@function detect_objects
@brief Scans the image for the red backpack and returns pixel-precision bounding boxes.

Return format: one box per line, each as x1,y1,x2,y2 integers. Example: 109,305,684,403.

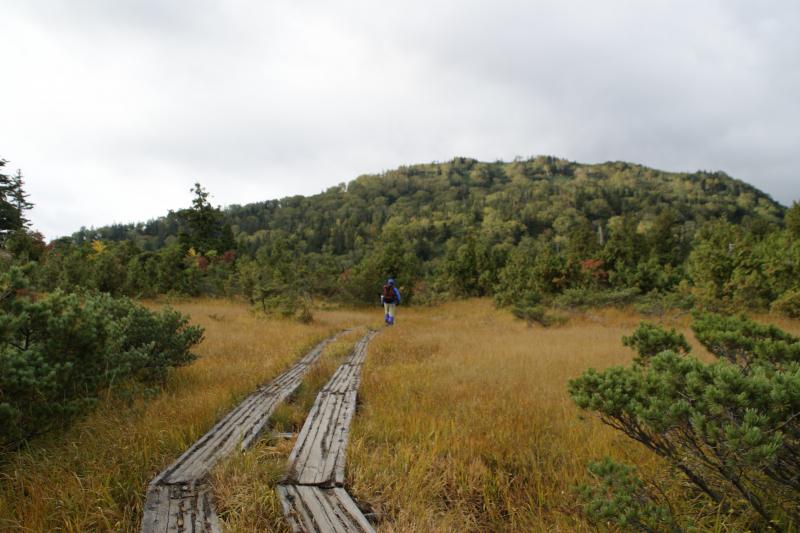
382,284,396,303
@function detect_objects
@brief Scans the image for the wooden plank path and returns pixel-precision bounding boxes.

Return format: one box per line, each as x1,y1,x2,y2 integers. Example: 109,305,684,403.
278,331,377,533
141,333,343,533
277,485,374,533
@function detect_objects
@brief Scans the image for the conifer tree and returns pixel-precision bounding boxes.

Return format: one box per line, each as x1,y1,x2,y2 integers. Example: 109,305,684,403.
0,158,24,243
0,159,12,226
10,169,33,229
786,200,800,239
175,183,235,254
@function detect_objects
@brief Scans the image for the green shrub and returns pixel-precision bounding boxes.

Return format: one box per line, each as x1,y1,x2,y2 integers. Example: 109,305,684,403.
0,266,203,449
510,304,563,327
577,458,679,532
570,315,800,531
772,289,800,319
553,287,640,310
622,322,690,364
494,237,575,306
500,291,558,327
634,289,694,316
692,312,800,367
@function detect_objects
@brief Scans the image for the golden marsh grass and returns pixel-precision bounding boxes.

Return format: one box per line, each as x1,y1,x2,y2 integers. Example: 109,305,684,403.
1,298,797,531
0,299,373,532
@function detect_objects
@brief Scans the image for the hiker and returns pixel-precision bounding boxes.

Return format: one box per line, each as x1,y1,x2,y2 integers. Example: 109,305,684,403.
381,278,401,325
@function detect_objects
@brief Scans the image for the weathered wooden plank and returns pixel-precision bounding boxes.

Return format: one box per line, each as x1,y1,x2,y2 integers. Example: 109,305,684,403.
277,485,376,533
301,485,340,532
279,330,377,532
286,393,326,479
165,387,284,482
278,485,315,533
164,485,185,532
320,391,357,486
239,395,283,450
141,482,221,533
141,333,343,533
332,488,375,533
164,338,337,483
158,391,268,483
200,489,222,532
287,362,366,486
332,390,358,486
298,391,343,485
311,393,346,485
294,392,339,484
141,484,171,533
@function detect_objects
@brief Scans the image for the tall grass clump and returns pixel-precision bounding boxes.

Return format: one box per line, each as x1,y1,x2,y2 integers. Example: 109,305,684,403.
347,300,659,531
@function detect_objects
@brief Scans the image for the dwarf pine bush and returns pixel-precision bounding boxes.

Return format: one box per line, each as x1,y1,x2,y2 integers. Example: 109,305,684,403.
569,315,800,531
621,322,690,363
578,458,680,533
0,266,203,449
772,289,800,319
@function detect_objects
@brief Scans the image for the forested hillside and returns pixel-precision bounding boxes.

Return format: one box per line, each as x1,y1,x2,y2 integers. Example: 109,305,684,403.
73,156,782,253
23,156,799,318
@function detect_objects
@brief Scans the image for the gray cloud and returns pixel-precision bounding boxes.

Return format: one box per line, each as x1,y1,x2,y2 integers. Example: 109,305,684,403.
1,0,798,238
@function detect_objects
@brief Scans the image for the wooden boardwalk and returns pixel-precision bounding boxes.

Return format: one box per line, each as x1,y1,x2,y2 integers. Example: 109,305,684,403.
279,331,377,533
141,333,342,533
277,485,374,533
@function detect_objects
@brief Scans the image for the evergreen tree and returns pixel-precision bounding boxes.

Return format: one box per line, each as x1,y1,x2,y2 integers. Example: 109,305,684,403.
175,183,235,254
10,169,33,229
786,200,800,239
565,217,599,261
0,158,21,242
648,208,686,266
686,219,741,308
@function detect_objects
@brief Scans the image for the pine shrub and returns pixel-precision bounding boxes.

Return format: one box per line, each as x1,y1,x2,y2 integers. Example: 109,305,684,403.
621,322,690,364
553,287,640,309
772,289,800,319
0,266,203,449
570,314,800,531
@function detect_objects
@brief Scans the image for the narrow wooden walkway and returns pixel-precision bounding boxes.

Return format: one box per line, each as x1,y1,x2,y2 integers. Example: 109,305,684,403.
141,333,342,533
278,331,377,533
277,485,374,533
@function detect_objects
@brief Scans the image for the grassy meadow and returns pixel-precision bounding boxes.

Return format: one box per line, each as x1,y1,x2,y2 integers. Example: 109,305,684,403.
0,300,375,532
1,298,798,531
348,301,661,532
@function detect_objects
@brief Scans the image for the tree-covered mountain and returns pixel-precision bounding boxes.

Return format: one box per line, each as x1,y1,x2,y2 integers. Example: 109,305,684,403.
72,156,784,256
25,155,798,318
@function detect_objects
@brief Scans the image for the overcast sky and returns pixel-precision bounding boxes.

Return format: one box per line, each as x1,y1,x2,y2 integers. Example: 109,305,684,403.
2,0,799,239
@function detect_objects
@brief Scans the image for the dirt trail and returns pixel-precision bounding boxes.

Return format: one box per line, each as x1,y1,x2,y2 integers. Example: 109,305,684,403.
140,333,343,533
278,331,377,533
